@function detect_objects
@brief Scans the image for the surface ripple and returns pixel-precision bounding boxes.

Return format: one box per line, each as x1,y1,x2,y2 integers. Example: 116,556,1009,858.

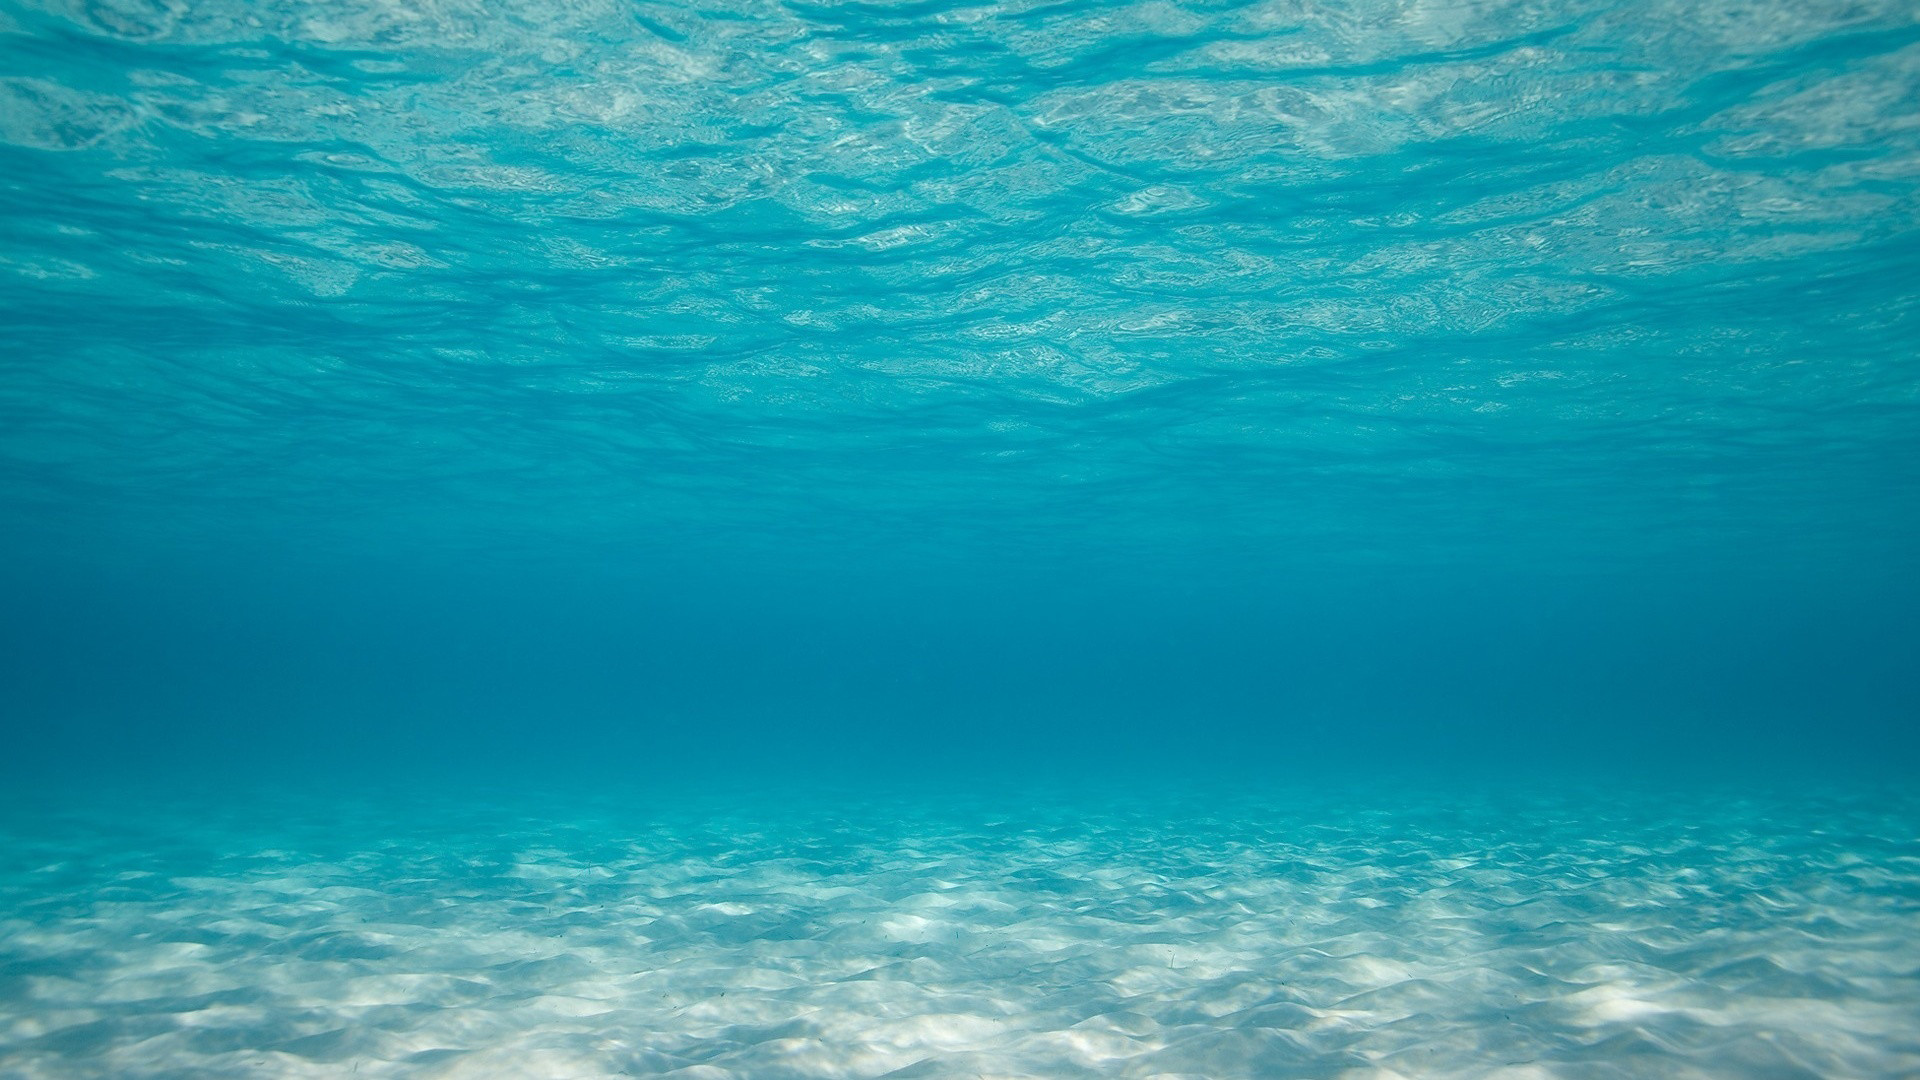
1,0,1917,569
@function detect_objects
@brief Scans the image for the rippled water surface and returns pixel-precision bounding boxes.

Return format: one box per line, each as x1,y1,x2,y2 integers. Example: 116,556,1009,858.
3,0,1916,570
3,0,1919,1075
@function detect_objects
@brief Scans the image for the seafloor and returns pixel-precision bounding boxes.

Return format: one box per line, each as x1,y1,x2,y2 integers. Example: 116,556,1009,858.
1,779,1915,1079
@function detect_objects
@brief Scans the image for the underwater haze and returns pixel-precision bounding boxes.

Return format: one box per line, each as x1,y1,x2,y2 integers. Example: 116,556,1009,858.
2,0,1919,1074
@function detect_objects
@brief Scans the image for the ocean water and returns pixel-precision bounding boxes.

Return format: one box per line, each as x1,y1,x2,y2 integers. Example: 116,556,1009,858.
5,780,1920,1079
3,0,1919,1074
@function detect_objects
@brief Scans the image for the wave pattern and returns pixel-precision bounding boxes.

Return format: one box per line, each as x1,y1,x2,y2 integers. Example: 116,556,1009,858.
2,785,1917,1078
1,0,1918,568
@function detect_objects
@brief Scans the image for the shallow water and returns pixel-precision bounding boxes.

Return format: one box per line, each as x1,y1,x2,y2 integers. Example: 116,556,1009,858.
4,0,1918,578
4,781,1918,1079
3,0,1919,1073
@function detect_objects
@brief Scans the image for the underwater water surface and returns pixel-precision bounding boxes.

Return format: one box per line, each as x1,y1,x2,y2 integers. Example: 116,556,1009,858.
2,0,1919,1073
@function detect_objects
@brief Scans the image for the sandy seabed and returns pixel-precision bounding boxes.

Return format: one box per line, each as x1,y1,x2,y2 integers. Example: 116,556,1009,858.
1,780,1916,1079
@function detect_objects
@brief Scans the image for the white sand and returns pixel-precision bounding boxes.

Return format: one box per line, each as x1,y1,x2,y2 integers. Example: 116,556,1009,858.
1,783,1915,1078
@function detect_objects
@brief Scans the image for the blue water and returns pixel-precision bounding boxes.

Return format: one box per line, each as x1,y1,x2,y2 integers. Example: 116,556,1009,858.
2,0,1918,1074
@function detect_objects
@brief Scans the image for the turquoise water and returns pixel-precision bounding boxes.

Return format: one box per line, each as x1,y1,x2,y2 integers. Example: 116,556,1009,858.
3,0,1919,1073
4,780,1920,1077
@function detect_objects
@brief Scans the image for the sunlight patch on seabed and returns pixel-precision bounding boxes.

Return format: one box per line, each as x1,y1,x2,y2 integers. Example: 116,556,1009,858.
0,784,1916,1079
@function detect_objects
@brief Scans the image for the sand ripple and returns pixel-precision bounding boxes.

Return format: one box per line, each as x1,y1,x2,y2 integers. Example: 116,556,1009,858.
1,783,1916,1078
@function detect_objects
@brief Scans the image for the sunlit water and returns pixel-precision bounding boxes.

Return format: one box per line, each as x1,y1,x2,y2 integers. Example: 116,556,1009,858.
3,0,1919,1074
4,782,1918,1079
4,0,1917,573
